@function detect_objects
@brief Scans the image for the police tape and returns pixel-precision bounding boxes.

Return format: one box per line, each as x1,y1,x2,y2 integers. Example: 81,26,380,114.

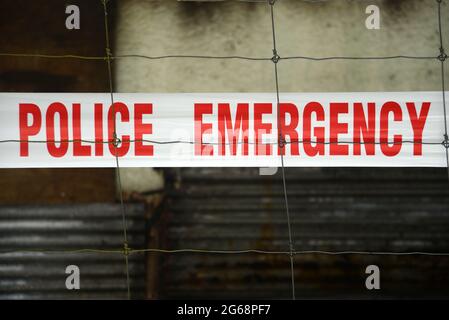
0,92,446,168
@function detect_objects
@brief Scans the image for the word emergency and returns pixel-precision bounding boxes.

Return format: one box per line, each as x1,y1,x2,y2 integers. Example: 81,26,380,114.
194,101,430,157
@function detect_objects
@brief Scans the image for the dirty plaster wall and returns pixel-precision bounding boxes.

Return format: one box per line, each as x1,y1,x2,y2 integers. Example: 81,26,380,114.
115,0,448,192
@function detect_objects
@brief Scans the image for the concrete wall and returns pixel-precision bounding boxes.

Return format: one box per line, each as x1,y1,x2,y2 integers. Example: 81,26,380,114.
114,0,448,191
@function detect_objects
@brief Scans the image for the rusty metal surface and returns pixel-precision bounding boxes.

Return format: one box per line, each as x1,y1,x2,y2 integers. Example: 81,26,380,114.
0,203,146,299
161,167,449,299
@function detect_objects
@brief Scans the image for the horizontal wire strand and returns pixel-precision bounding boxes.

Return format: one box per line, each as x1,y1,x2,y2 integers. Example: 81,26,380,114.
0,52,440,61
0,139,443,146
2,247,449,256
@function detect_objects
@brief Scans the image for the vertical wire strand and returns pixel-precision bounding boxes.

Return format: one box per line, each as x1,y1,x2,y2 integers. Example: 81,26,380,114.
441,62,449,181
437,0,449,181
268,0,296,300
101,0,131,300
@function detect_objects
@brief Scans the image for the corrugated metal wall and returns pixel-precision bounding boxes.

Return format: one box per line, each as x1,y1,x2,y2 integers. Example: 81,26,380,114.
161,167,449,299
2,171,449,299
0,203,146,299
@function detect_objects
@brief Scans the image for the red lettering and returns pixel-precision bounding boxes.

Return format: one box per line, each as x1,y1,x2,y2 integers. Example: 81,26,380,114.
218,103,249,156
108,102,130,157
330,102,349,156
303,102,325,157
254,103,272,156
72,103,91,156
19,103,42,157
134,103,154,156
278,103,299,156
407,102,430,156
94,103,104,156
380,101,402,157
194,103,213,156
353,102,376,156
46,102,69,158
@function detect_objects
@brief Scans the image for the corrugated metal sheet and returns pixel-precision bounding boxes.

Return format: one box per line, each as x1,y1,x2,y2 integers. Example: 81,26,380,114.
161,168,449,299
0,203,146,299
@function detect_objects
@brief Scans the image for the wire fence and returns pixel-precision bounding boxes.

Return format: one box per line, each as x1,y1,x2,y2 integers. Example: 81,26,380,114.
0,0,448,300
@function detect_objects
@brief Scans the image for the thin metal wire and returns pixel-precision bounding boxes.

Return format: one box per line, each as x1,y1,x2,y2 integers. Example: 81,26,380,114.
2,247,449,257
115,54,270,61
135,249,449,256
0,139,444,146
0,52,441,61
437,0,449,181
0,53,107,60
101,0,131,300
268,0,296,300
282,55,437,61
0,248,124,254
0,52,270,61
